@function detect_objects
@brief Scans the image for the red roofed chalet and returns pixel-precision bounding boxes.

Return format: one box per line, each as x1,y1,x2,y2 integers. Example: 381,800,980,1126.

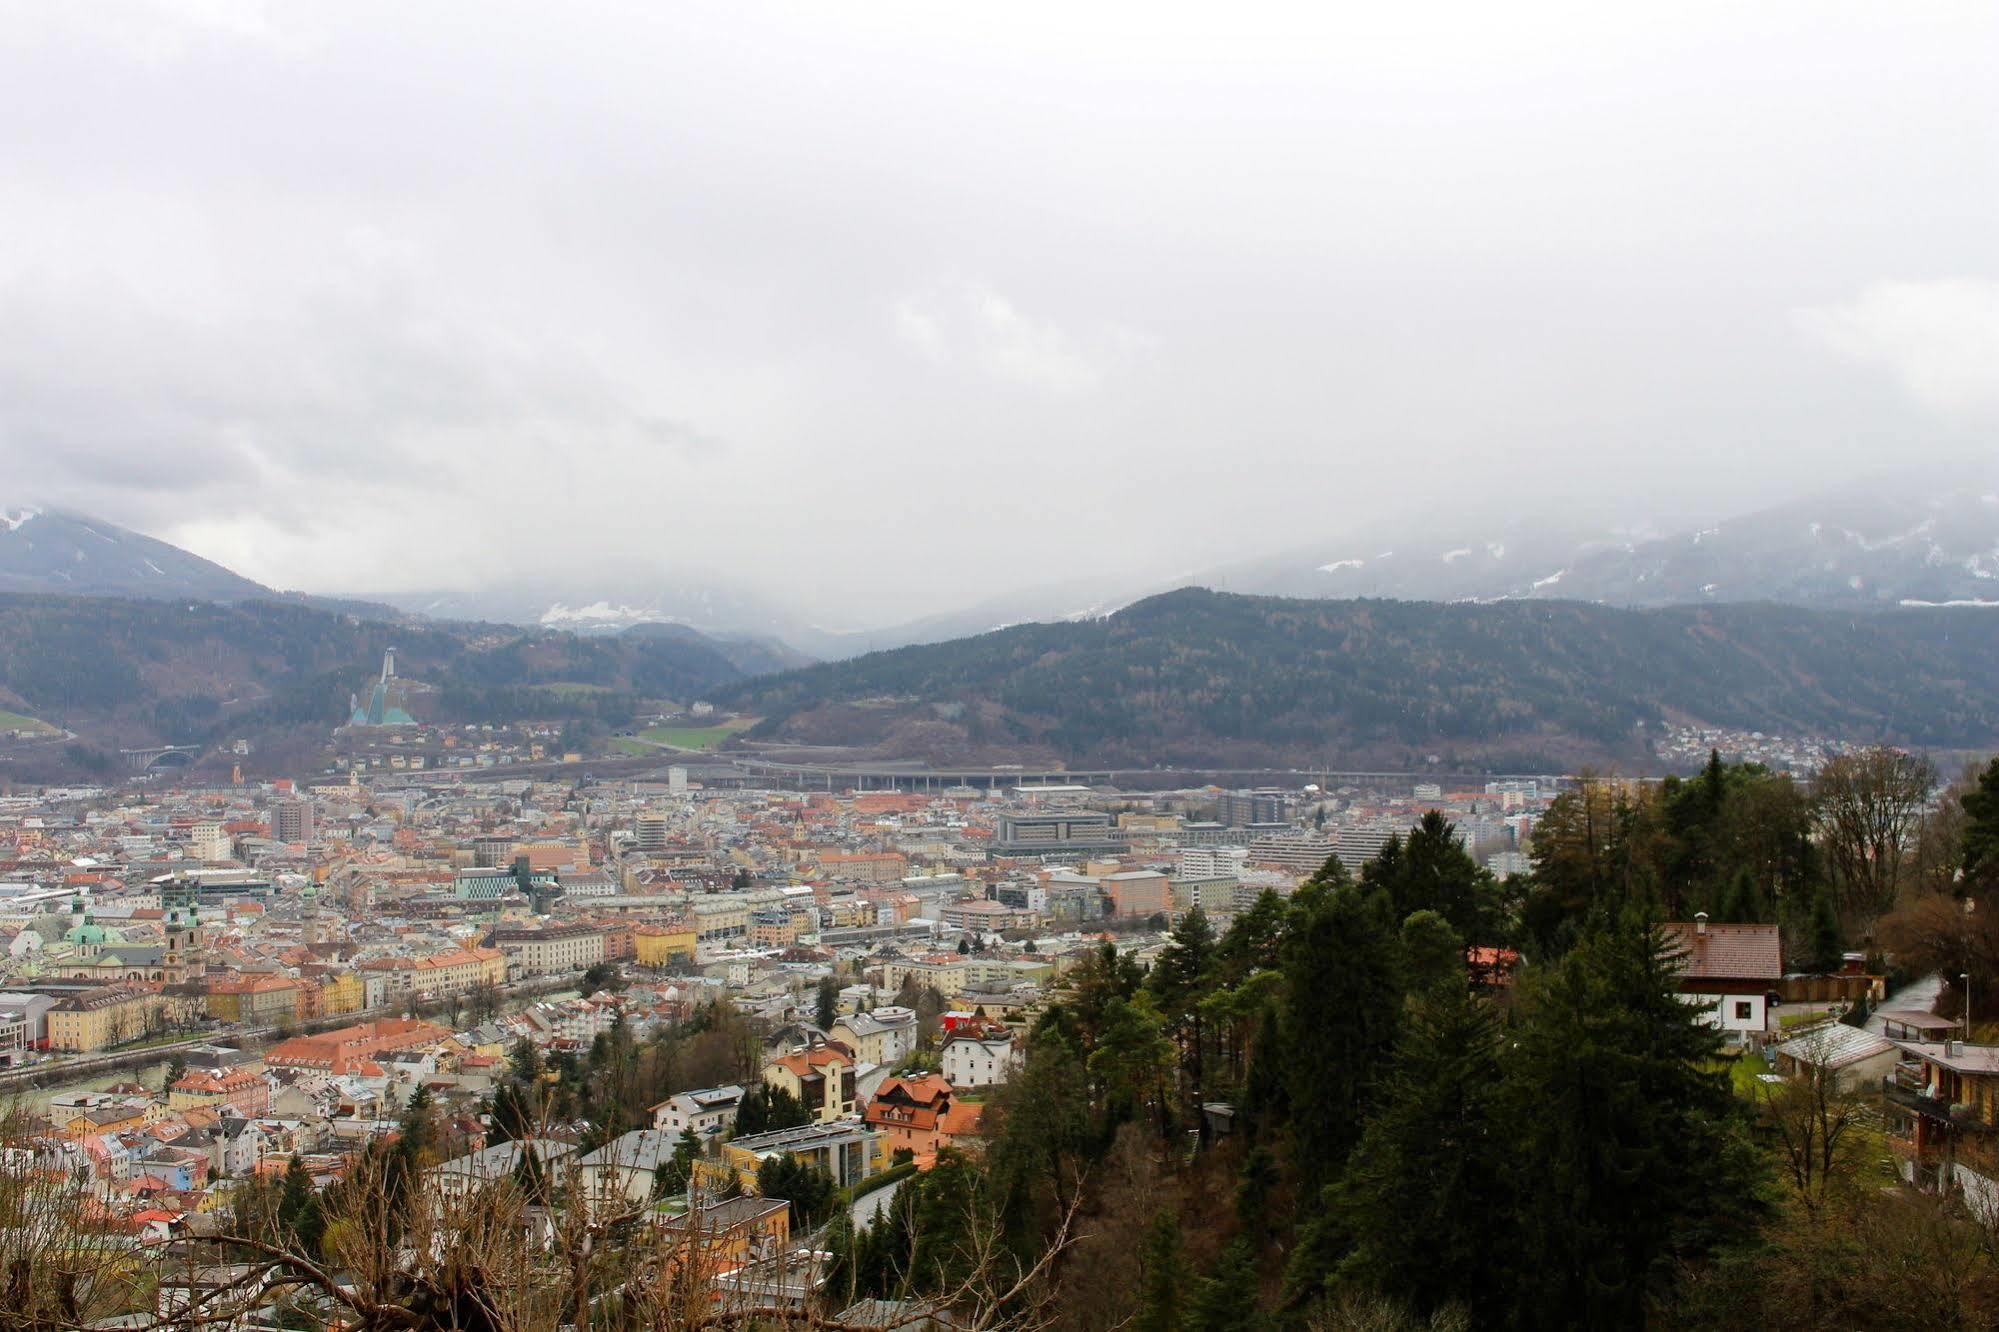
1662,914,1782,1041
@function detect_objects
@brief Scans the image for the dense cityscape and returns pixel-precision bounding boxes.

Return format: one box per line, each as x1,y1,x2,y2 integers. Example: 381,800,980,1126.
0,698,1570,1322
5,3,1997,1327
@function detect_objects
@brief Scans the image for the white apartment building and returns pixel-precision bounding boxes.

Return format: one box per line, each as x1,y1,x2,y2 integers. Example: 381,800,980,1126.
943,1031,1021,1088
650,1084,744,1138
1177,846,1249,879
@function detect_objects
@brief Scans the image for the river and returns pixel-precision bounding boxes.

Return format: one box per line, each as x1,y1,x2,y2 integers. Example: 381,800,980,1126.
8,983,584,1115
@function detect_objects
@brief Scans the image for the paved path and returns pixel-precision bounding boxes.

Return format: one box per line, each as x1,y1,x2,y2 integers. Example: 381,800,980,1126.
1869,972,1944,1033
850,1177,905,1227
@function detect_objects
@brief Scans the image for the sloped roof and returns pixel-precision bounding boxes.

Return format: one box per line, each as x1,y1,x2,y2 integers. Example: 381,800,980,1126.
1773,1023,1892,1069
1661,922,1782,982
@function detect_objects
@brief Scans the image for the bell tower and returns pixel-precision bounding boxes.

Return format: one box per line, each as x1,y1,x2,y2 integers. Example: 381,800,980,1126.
161,877,207,983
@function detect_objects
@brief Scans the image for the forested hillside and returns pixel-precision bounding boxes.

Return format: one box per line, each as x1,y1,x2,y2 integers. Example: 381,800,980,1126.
0,593,749,749
719,587,1999,769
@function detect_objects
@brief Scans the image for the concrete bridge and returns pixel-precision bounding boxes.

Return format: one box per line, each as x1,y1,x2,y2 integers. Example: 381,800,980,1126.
119,744,203,772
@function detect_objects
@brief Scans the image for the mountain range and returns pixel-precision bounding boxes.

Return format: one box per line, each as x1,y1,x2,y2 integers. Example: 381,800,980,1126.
0,592,755,775
715,587,1999,772
10,472,1999,661
1207,471,1999,610
372,471,1999,650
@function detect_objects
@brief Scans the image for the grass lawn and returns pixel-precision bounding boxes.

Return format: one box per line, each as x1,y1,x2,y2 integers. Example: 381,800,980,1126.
1706,1051,1771,1100
636,718,757,751
609,737,652,756
1728,1054,1769,1098
0,709,56,735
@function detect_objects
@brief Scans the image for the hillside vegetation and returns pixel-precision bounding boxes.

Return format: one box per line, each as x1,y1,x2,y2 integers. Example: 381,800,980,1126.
718,587,1999,769
0,594,749,750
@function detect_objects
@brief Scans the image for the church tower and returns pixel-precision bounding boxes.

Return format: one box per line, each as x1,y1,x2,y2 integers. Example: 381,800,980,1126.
161,877,207,983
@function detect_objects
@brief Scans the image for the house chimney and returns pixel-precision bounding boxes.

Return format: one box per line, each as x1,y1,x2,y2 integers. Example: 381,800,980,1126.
1694,911,1709,937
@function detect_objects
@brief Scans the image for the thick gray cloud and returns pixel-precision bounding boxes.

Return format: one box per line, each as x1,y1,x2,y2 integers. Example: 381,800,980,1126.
1,1,1993,626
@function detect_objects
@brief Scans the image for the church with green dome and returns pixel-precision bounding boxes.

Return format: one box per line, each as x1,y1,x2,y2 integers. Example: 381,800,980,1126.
54,883,206,985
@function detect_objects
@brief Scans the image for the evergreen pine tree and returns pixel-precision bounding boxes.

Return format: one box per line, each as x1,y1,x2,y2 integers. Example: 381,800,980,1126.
1280,875,1405,1198
1186,1240,1258,1332
1149,907,1220,1128
1238,1002,1289,1142
815,975,840,1031
276,1154,324,1254
657,1128,702,1197
1132,1210,1186,1332
1090,992,1177,1140
513,1143,555,1206
1317,981,1508,1316
1362,810,1502,942
1399,909,1464,992
1215,889,1288,984
1503,917,1763,1328
734,1084,769,1137
1233,1143,1278,1244
1962,756,1999,898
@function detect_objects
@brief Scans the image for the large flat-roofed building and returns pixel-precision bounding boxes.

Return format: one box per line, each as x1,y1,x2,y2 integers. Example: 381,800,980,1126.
1104,870,1172,918
991,810,1121,860
487,922,605,977
1215,791,1289,827
1247,832,1340,874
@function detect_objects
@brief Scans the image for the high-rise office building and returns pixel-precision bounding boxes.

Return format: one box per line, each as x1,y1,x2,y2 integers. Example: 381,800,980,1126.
634,812,671,851
271,799,314,846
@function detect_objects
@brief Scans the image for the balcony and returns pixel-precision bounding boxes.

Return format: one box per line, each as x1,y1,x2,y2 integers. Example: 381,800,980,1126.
1881,1077,1998,1132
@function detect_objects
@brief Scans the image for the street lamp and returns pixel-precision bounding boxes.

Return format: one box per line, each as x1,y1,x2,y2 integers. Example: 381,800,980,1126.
1964,973,1973,1043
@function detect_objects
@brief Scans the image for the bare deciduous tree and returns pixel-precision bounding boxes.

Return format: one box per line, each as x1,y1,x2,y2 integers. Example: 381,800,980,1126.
1757,1027,1873,1212
1812,747,1938,925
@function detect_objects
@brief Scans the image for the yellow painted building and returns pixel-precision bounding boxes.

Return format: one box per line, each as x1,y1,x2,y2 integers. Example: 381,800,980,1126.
633,924,697,968
47,985,162,1052
320,973,365,1016
203,976,299,1027
62,1103,149,1137
358,946,505,999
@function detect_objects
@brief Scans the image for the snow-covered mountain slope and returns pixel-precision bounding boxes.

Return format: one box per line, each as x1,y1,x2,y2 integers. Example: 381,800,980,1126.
0,506,273,602
1211,472,1999,610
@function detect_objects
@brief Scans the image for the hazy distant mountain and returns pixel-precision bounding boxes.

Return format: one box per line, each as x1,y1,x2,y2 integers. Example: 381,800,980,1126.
383,579,831,653
0,592,754,770
0,505,272,602
0,505,412,620
617,621,813,677
385,571,1181,662
1210,473,1999,610
718,587,1999,771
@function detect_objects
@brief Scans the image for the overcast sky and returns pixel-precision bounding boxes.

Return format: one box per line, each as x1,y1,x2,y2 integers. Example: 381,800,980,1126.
2,1,1994,628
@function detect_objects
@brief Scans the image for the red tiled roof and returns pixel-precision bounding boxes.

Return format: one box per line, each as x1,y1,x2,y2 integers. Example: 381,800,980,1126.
1661,922,1782,982
939,1102,985,1138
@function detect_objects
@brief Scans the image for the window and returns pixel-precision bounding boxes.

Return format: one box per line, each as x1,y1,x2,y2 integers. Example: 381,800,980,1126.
1733,1001,1753,1022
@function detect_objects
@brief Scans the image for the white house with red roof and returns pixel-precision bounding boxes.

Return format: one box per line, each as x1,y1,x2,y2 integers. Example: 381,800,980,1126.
1662,914,1783,1041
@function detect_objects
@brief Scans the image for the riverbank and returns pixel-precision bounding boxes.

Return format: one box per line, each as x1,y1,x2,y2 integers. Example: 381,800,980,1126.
0,971,587,1112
